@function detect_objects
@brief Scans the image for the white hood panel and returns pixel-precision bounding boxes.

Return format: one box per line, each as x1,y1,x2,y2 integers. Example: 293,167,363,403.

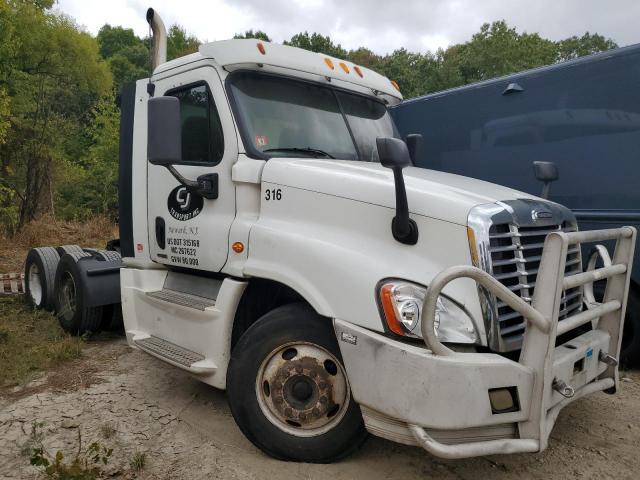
262,158,539,225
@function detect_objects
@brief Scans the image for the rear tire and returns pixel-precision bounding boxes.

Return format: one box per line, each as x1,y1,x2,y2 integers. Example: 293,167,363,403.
95,249,121,262
56,245,85,256
24,247,60,311
54,252,102,335
227,303,367,463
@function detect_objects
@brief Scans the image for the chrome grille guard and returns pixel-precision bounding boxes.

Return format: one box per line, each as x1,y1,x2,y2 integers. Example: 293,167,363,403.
411,226,636,459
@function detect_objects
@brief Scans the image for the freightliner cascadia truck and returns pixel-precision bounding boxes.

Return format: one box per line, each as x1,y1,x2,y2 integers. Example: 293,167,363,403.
22,8,636,463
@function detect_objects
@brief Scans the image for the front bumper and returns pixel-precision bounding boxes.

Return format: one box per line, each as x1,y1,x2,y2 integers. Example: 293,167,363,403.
335,226,635,459
336,320,611,458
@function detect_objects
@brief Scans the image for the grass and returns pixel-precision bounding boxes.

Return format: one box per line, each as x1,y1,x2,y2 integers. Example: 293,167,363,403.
129,451,147,472
100,422,117,440
0,296,84,388
0,214,118,273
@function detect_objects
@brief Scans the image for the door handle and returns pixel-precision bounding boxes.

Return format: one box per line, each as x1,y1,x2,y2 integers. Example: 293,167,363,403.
196,173,219,200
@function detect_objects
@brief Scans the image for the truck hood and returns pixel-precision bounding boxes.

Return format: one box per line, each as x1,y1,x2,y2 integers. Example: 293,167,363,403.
261,158,539,225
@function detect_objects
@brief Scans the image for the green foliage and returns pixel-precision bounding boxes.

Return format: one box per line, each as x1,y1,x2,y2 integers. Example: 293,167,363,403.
286,32,348,59
450,21,558,84
56,95,120,221
167,24,200,60
233,30,272,42
129,451,147,471
97,25,148,92
0,296,83,387
278,20,617,98
556,32,618,62
0,0,112,233
29,424,113,480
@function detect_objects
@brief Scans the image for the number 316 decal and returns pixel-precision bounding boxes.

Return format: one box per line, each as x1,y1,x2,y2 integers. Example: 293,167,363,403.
264,188,282,201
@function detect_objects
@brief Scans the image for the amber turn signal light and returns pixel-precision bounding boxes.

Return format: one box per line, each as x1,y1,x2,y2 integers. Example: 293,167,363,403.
232,242,244,253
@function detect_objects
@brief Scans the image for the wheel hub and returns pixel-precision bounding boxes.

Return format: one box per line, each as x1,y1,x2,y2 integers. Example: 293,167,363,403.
28,263,42,305
256,342,349,437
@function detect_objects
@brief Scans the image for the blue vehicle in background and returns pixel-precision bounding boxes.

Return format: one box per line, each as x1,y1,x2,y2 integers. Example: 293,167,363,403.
391,44,640,365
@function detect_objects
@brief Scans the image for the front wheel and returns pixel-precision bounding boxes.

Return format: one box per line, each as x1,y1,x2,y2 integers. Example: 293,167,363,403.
226,303,367,463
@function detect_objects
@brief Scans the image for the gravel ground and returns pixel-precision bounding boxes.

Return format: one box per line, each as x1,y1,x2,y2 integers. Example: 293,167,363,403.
1,337,639,479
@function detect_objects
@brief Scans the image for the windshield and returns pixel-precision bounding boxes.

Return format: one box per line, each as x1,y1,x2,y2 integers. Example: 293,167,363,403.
228,72,399,161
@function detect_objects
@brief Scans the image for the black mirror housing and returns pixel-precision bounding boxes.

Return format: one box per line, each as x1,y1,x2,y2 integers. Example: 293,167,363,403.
148,96,182,166
376,137,412,169
533,161,559,199
405,134,423,166
376,137,418,245
533,161,559,182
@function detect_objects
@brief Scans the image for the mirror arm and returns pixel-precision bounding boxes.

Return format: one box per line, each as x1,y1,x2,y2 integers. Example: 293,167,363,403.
167,165,199,190
391,167,419,245
165,165,219,200
541,181,551,200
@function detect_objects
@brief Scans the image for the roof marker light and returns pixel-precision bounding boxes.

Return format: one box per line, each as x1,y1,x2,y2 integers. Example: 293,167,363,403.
354,66,363,77
324,58,335,70
257,42,266,55
339,62,349,74
391,80,401,92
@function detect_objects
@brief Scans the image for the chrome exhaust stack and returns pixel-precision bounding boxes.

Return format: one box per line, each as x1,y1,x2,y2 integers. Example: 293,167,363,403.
146,7,167,69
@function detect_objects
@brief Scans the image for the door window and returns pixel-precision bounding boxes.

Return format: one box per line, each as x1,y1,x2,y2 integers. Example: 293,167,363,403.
168,83,224,165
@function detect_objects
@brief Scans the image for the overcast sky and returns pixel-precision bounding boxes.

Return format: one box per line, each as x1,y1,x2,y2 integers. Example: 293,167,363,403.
55,0,639,55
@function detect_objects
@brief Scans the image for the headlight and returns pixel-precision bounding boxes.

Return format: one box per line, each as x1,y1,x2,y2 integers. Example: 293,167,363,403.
378,280,478,344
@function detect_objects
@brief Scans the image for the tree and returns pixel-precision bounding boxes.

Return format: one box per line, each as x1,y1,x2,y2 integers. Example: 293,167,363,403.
234,30,272,42
167,25,200,60
57,95,120,219
452,21,557,84
0,0,112,232
286,32,347,59
556,32,617,62
97,25,149,92
373,49,439,99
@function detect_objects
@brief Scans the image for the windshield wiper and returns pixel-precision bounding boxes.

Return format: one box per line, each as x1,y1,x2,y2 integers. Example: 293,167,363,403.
263,147,335,159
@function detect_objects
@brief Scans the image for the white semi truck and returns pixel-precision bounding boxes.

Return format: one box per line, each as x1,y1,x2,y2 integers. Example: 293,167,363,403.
23,8,636,463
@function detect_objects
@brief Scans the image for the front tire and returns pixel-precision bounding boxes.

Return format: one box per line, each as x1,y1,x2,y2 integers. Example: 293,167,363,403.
227,303,367,463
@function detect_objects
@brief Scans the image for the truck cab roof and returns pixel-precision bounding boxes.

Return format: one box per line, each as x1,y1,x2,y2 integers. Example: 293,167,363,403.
152,39,403,105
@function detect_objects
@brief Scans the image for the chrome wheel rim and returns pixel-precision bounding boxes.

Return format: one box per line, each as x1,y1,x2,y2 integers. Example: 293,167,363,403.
28,263,43,305
256,341,350,437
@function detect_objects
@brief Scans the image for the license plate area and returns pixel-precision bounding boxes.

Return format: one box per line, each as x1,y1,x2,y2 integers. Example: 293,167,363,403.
549,329,610,406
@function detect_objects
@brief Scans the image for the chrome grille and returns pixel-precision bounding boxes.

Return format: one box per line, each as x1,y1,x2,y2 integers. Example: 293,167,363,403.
487,222,583,348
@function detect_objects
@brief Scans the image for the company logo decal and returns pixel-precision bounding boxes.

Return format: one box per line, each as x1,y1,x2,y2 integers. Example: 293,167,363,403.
167,186,203,221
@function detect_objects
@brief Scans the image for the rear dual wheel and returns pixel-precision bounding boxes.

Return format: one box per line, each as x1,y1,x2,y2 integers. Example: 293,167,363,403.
24,247,60,311
54,252,102,335
227,303,367,463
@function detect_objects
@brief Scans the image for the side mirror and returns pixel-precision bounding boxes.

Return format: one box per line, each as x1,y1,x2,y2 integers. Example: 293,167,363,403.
376,137,419,245
405,134,423,166
148,96,182,166
147,96,219,200
533,161,559,200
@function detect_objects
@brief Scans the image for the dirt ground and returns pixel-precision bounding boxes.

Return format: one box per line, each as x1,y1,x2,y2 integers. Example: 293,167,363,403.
1,337,639,480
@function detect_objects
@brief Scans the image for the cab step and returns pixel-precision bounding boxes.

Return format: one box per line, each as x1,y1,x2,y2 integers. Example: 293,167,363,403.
132,333,216,374
146,289,216,311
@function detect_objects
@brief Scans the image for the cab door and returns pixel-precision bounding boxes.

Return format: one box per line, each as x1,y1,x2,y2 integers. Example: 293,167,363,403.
147,66,237,271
